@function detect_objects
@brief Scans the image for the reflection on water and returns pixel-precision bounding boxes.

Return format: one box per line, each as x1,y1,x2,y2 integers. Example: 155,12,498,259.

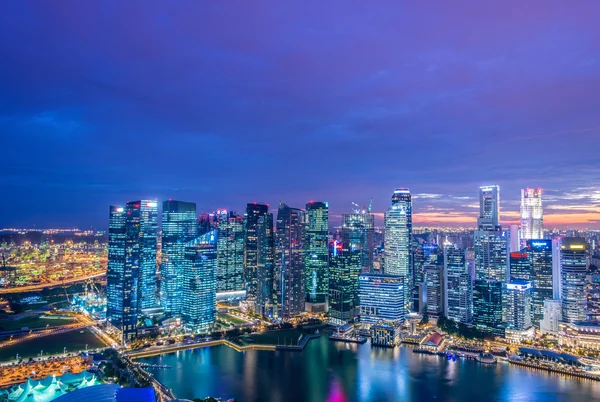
140,335,600,402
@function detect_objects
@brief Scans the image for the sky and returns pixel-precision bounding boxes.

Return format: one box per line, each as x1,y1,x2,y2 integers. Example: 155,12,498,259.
1,1,600,229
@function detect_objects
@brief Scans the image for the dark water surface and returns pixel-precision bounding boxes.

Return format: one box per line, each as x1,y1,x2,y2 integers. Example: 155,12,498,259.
140,335,600,402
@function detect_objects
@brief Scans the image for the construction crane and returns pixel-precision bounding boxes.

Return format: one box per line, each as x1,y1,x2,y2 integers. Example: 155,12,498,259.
351,199,374,214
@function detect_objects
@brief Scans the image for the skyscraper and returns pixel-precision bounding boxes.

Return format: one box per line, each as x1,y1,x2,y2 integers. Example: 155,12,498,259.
503,280,534,343
472,279,504,335
424,264,443,318
107,200,158,342
182,229,217,333
275,203,306,319
342,206,374,274
244,203,271,307
216,210,245,293
160,200,197,316
329,240,361,324
561,238,588,323
474,229,508,282
305,201,329,313
384,189,412,312
509,251,531,281
477,185,500,230
520,188,543,241
527,239,553,327
444,246,472,323
358,274,404,325
255,210,276,318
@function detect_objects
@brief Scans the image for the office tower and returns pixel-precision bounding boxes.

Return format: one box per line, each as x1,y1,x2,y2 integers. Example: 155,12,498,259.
107,206,126,333
329,240,361,324
444,246,472,323
182,229,217,333
358,274,404,325
541,299,562,335
216,210,245,292
509,251,531,281
424,264,443,318
552,235,563,299
244,203,271,306
561,238,588,323
305,201,329,312
342,208,375,273
509,224,520,253
504,280,533,330
198,212,219,235
384,189,412,312
275,203,306,318
520,188,543,242
107,200,158,342
472,279,504,335
256,212,276,318
160,200,197,316
474,229,508,282
477,185,500,230
527,239,553,327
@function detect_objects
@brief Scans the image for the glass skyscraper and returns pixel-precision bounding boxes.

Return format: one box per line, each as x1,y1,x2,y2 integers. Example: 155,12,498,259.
424,264,443,318
275,203,306,318
383,189,412,312
305,201,329,312
244,203,271,307
561,238,587,323
520,188,543,241
503,280,533,331
474,229,508,282
477,185,500,230
509,251,531,281
107,206,126,335
342,210,374,274
160,200,197,316
182,229,217,333
329,240,360,324
444,246,472,323
527,239,553,327
253,208,276,318
358,274,404,325
473,279,504,335
216,210,245,292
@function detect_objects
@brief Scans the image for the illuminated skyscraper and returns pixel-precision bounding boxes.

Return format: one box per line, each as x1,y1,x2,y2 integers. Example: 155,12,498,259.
424,264,443,318
520,188,543,241
444,246,472,323
473,279,504,336
107,206,126,335
384,189,412,312
244,203,271,306
561,238,588,323
358,274,404,325
526,239,553,327
182,229,217,333
160,200,197,316
474,229,508,282
329,240,361,324
342,206,374,273
275,203,306,318
216,210,245,292
509,251,531,281
305,201,329,312
477,185,500,230
504,280,533,337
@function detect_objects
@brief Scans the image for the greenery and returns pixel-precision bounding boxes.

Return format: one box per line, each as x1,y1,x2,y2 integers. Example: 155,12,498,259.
217,313,249,325
0,315,75,331
437,315,493,340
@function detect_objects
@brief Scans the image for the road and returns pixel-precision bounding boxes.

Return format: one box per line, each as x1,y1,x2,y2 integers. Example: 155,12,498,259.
0,272,106,294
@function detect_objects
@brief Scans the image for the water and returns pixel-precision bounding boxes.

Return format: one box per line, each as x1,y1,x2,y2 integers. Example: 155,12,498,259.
140,335,600,402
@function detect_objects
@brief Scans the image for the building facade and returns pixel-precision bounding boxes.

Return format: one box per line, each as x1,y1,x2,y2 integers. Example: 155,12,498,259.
477,185,500,230
527,239,553,327
329,240,361,324
561,238,588,323
342,211,375,274
216,210,245,292
474,229,508,282
244,203,271,307
305,201,329,312
444,246,472,323
520,188,543,242
472,279,504,335
424,264,443,318
358,274,404,325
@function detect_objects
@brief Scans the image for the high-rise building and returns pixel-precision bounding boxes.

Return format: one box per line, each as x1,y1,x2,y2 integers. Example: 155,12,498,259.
329,240,361,324
384,189,412,312
305,201,329,312
472,279,504,335
358,274,404,325
275,203,306,318
477,185,500,230
444,246,472,323
216,210,245,292
244,203,271,306
107,200,158,342
509,224,521,253
504,280,533,331
541,299,562,335
160,200,197,316
552,235,563,299
561,238,588,323
182,229,217,333
342,209,375,273
527,239,553,327
520,188,543,242
509,251,531,281
474,229,508,282
424,264,443,318
256,211,276,318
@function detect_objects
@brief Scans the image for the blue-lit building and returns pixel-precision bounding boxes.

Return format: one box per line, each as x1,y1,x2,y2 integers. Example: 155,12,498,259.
358,273,404,325
342,208,375,274
444,246,472,323
305,201,329,313
182,229,217,333
504,280,533,330
107,206,126,333
160,200,197,316
561,238,588,323
509,251,531,281
244,203,273,313
329,240,361,324
526,239,553,327
216,210,245,292
474,229,508,282
473,279,504,336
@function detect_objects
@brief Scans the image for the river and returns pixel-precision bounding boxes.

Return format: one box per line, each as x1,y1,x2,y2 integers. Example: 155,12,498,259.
139,335,600,402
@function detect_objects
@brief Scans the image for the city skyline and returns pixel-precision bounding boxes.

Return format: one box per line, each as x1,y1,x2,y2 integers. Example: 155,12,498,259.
1,2,600,229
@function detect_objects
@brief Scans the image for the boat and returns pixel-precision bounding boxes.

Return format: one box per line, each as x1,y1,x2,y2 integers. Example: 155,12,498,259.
476,352,497,364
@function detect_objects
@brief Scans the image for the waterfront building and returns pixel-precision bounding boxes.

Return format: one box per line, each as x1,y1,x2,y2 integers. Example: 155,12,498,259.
424,264,443,318
384,188,412,312
559,321,600,351
305,201,329,312
358,273,404,325
160,200,197,316
342,208,375,273
509,251,531,281
527,239,553,327
275,203,306,318
371,323,401,347
255,212,276,318
503,280,533,334
520,188,543,242
561,238,588,323
474,229,508,282
107,200,159,342
541,299,563,336
182,229,217,333
472,279,504,336
216,210,245,292
420,332,445,352
329,240,361,324
477,185,500,230
444,246,472,323
244,203,273,312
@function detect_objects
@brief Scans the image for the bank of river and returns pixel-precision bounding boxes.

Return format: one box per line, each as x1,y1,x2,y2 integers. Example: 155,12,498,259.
139,334,600,402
